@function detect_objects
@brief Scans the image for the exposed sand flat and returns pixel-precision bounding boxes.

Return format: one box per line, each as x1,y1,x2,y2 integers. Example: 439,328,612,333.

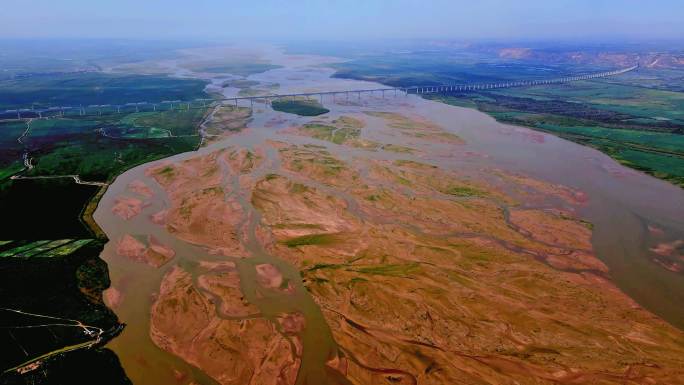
150,266,300,385
127,180,154,198
111,196,145,220
135,127,684,384
255,263,283,289
248,145,684,385
149,209,167,225
115,234,175,268
147,154,247,255
197,264,260,317
103,287,123,309
115,234,147,259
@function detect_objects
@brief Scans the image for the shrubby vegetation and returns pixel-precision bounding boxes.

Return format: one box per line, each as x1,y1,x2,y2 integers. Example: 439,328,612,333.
272,99,329,116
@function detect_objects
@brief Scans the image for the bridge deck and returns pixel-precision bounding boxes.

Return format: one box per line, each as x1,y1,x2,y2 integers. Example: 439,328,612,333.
1,65,638,119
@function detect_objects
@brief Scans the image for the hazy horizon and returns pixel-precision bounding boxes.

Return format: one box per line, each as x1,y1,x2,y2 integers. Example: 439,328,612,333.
2,0,683,42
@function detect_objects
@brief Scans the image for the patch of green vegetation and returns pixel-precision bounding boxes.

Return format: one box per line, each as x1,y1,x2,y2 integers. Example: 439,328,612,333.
303,143,326,149
352,263,420,277
158,166,175,176
272,99,330,116
299,123,361,145
396,175,412,186
290,151,349,178
290,183,310,194
0,161,23,181
116,108,206,138
179,199,195,219
196,63,281,77
26,133,199,182
332,116,365,129
394,159,437,169
224,79,260,88
306,263,346,271
381,144,414,154
201,186,223,195
347,277,369,286
366,194,381,201
272,223,324,230
331,128,360,144
299,123,334,139
443,185,485,197
281,233,339,248
447,271,475,288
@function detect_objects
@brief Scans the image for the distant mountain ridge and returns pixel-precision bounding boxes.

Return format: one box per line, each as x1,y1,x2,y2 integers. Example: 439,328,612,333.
495,47,684,69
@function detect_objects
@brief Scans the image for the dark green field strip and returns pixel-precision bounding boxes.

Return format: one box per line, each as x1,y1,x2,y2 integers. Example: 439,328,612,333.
20,239,77,258
0,241,53,258
45,239,93,257
0,241,32,255
0,239,93,258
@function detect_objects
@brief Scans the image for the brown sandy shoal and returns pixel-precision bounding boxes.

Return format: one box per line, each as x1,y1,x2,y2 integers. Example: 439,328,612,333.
115,234,174,268
249,145,684,384
150,265,300,385
127,179,154,198
145,141,684,385
111,196,145,220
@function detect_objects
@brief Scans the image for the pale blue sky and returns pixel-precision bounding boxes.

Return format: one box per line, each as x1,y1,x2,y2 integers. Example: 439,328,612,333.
1,0,682,41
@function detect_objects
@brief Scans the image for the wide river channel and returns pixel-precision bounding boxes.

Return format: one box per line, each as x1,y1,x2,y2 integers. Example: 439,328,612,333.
93,46,684,385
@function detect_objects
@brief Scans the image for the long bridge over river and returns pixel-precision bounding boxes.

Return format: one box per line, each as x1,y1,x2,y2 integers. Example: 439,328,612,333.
0,65,637,120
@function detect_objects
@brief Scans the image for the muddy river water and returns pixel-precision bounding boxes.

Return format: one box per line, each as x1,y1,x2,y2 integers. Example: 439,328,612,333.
93,46,684,385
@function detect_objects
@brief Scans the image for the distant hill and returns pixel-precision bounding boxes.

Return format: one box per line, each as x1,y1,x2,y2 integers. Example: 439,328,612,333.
494,47,684,69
